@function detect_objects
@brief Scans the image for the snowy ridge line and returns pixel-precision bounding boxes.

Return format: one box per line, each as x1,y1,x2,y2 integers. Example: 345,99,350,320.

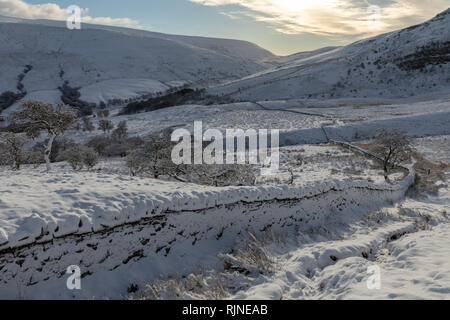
0,170,415,253
0,171,415,294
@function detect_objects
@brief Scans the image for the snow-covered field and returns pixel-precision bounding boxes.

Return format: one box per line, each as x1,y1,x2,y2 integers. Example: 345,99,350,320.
228,188,450,300
0,160,415,299
0,8,449,301
1,96,449,299
0,153,413,250
1,132,448,299
59,96,450,147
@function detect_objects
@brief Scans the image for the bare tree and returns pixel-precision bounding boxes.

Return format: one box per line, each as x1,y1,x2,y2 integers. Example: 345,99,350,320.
98,119,114,134
126,149,148,176
97,109,109,118
10,100,77,171
127,129,176,178
126,129,256,186
112,120,128,141
177,163,256,186
0,133,27,170
371,129,412,181
64,145,99,171
81,116,95,132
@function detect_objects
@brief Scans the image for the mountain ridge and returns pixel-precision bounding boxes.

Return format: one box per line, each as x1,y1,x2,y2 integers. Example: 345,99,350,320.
207,8,450,101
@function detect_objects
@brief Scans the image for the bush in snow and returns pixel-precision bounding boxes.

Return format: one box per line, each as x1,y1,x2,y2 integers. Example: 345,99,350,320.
0,133,27,170
97,110,110,118
125,149,148,177
83,147,100,169
126,129,256,186
64,145,99,170
65,147,84,170
9,100,78,171
81,117,95,132
125,129,175,178
86,136,109,155
87,135,144,157
141,273,228,300
54,138,79,162
177,163,256,187
0,142,8,166
112,120,128,141
98,119,114,134
220,232,275,276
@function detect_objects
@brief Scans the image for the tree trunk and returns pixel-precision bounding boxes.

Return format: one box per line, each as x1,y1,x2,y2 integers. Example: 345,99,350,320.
383,162,391,183
13,148,20,171
44,133,56,172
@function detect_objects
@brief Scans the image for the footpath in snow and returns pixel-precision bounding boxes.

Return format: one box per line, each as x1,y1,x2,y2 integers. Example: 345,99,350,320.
230,189,450,300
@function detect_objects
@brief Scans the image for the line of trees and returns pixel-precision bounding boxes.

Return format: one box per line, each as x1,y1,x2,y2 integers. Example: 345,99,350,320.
0,99,414,187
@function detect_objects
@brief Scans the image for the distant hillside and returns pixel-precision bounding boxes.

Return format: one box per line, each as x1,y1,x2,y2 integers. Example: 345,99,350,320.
0,15,275,106
208,9,450,101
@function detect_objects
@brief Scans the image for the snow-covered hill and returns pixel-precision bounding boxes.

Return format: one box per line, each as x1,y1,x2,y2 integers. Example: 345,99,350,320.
0,15,274,103
208,9,450,101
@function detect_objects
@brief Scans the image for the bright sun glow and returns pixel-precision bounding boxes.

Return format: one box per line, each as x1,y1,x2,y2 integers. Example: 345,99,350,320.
189,0,449,37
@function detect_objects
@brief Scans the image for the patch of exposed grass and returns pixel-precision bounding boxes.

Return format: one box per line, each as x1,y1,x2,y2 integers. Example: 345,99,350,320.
409,151,449,196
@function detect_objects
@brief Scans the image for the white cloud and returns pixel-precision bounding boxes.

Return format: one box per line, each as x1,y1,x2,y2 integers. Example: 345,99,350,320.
0,0,141,28
189,0,449,37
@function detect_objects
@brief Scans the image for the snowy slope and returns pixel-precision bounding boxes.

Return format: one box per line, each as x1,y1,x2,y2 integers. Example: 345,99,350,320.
208,9,450,101
0,15,275,63
0,162,415,298
0,15,274,102
230,188,450,300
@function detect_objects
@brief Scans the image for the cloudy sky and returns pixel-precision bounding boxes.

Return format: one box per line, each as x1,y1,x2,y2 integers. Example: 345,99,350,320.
0,0,448,55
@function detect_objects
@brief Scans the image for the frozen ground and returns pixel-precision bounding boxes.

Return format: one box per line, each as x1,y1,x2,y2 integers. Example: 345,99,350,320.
228,188,450,300
57,96,450,146
0,7,449,301
0,147,408,250
413,135,450,163
121,136,448,300
0,162,414,299
0,94,448,299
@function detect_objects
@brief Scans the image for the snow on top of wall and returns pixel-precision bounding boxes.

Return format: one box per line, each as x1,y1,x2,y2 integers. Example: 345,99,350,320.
0,164,414,251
